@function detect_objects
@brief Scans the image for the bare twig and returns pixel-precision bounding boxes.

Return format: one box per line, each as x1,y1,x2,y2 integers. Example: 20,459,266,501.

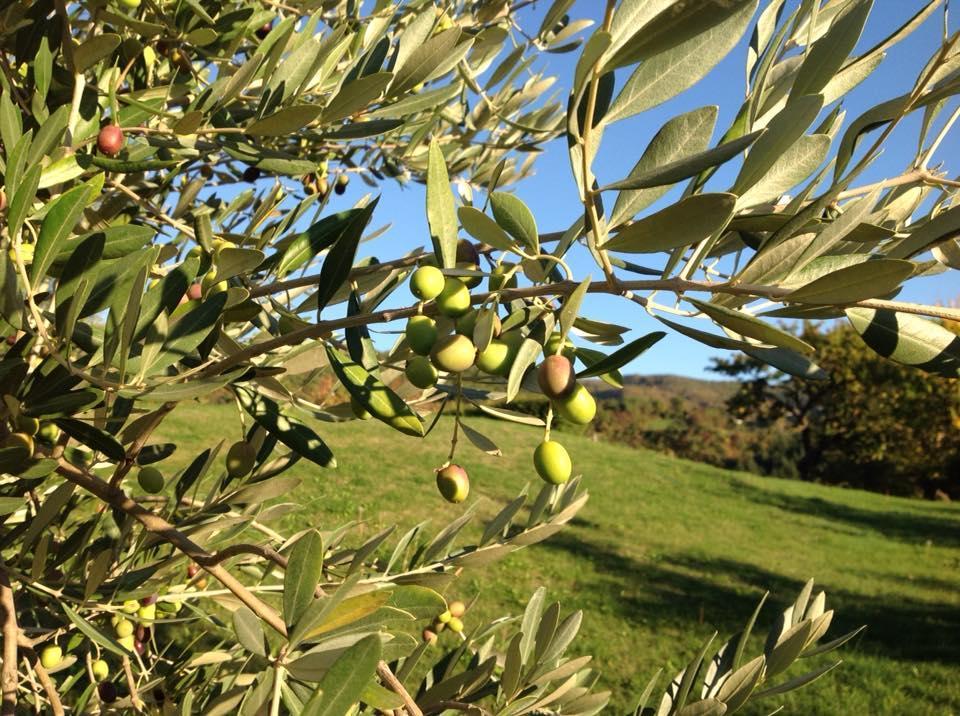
0,564,18,714
122,656,143,711
377,661,423,716
204,543,289,569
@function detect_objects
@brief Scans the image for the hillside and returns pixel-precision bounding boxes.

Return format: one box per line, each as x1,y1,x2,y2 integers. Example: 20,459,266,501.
619,373,738,406
155,403,960,715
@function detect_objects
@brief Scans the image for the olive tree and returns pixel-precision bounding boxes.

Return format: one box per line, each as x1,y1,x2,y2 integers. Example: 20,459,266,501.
0,0,957,713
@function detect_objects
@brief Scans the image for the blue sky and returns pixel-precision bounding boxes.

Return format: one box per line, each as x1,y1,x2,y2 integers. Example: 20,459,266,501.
332,1,960,379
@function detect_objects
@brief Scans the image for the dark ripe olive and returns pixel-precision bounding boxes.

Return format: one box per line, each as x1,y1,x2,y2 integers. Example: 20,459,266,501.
97,125,124,156
98,681,118,704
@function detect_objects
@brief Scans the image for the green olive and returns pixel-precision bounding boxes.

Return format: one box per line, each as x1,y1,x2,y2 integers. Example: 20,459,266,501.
405,315,438,356
115,618,134,638
431,334,476,373
475,339,512,376
92,659,109,680
455,240,482,288
36,422,61,445
436,278,471,318
436,464,469,503
456,309,501,339
447,616,464,633
225,441,256,478
553,384,596,425
2,432,34,456
40,645,62,670
410,266,446,301
533,440,572,484
137,466,164,494
406,356,439,389
545,331,577,360
15,415,39,435
454,309,478,337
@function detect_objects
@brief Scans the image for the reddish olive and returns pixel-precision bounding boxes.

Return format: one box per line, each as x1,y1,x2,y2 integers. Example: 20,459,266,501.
537,355,576,399
97,125,125,156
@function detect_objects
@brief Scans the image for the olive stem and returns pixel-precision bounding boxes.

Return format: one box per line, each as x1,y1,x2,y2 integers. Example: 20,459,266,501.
122,655,143,712
270,665,284,716
544,403,554,443
53,0,82,148
448,374,464,463
578,0,620,291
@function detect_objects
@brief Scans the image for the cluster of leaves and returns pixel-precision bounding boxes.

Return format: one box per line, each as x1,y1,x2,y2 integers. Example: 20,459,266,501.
635,579,863,716
0,0,958,713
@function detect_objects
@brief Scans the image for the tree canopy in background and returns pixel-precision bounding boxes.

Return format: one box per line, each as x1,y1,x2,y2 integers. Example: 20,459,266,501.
713,320,960,498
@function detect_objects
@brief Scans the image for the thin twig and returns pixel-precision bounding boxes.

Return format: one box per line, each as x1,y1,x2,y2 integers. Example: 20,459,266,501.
377,661,423,716
122,656,143,711
108,180,197,239
0,564,18,715
578,0,620,290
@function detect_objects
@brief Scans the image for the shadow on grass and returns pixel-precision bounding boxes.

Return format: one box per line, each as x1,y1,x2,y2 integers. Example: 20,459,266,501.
725,478,960,548
540,532,960,664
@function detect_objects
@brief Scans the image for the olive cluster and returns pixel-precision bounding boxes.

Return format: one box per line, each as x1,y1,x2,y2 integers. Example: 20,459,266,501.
1,416,60,468
422,599,467,644
39,587,185,705
300,162,350,199
401,245,597,502
110,595,161,655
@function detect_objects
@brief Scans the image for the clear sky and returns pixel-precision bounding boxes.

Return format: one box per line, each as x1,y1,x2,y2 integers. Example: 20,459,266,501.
329,0,960,380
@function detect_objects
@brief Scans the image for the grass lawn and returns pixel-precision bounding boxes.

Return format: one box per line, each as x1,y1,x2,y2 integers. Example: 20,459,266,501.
156,402,960,715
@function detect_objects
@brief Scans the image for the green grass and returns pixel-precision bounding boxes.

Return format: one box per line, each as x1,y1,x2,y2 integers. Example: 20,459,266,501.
156,402,960,715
